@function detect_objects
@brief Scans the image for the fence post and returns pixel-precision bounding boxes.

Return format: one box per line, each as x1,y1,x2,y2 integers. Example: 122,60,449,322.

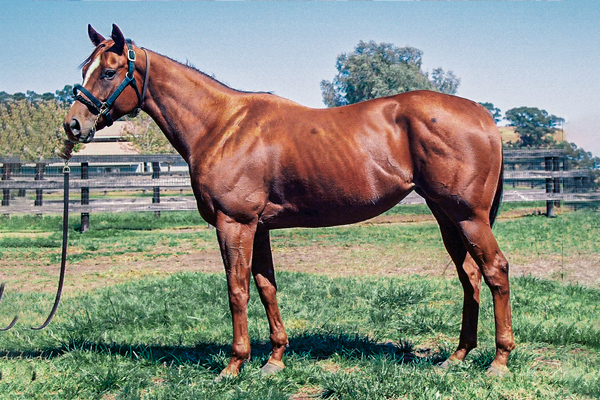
553,156,561,209
16,164,25,197
34,162,45,207
81,161,90,232
1,163,10,206
152,161,161,217
545,156,555,217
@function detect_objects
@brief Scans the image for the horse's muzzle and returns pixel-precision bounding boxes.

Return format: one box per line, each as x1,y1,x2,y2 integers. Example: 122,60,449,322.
63,119,95,143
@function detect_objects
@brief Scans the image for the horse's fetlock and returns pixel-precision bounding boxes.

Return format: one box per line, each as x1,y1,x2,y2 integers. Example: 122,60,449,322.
270,331,288,348
232,343,251,361
498,337,516,353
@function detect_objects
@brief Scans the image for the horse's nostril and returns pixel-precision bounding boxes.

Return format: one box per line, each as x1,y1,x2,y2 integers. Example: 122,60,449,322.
69,119,81,136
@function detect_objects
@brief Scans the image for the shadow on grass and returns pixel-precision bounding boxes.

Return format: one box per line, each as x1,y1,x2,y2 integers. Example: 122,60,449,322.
0,331,447,372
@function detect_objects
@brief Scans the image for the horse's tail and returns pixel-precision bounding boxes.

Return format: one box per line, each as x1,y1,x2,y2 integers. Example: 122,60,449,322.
489,157,504,228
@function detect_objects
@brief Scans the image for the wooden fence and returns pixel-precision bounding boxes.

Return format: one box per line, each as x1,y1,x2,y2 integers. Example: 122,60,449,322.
1,151,598,227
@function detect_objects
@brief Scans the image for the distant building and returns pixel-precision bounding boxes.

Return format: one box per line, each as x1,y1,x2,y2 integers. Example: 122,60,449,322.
72,121,188,173
75,121,138,156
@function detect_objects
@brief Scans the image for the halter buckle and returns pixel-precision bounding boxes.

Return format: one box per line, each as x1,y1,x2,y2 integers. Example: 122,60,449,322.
127,48,136,63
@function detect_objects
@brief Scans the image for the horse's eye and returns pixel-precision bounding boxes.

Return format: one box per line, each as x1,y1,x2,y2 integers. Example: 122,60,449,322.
103,70,116,80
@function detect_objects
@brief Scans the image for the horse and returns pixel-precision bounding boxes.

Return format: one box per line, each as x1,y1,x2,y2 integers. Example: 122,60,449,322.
63,24,515,378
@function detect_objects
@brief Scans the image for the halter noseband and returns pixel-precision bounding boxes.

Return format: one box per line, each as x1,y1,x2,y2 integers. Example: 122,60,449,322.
73,39,149,127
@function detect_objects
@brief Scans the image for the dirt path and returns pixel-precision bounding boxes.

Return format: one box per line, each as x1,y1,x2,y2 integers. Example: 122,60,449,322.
2,209,598,294
3,240,598,295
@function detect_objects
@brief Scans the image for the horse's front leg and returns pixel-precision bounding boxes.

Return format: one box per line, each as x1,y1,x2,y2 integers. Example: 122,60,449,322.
215,212,257,378
252,230,289,375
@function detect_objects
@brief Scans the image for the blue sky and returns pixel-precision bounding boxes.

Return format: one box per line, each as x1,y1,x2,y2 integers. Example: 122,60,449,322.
1,0,599,155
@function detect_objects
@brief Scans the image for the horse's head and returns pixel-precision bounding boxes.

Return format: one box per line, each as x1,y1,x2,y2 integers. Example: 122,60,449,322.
64,24,146,144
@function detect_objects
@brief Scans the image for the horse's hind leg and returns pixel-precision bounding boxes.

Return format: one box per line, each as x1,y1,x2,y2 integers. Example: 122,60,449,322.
456,216,515,375
426,200,483,366
251,230,289,374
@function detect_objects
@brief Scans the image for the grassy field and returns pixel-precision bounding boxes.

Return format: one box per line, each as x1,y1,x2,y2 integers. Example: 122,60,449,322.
0,204,599,399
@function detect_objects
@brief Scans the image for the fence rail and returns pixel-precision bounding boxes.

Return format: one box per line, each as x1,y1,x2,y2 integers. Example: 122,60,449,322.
1,151,598,221
0,175,191,190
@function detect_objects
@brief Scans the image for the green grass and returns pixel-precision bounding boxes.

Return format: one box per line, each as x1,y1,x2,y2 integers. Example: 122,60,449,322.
2,205,598,262
0,211,214,264
0,211,207,233
0,272,599,399
0,205,599,398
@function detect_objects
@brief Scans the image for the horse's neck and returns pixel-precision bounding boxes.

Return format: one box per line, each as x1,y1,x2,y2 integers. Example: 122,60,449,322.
141,51,239,163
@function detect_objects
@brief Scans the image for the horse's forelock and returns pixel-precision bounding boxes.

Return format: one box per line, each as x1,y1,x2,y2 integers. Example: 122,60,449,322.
78,37,134,70
78,43,107,70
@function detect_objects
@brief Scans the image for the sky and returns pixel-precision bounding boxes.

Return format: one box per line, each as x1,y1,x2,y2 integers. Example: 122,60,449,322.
1,0,599,155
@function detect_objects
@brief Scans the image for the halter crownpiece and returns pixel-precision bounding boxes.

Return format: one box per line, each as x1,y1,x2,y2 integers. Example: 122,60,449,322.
73,39,149,127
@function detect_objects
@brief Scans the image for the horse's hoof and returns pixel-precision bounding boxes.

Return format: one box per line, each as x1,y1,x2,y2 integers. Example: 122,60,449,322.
486,364,510,378
438,358,460,370
260,361,284,376
214,370,236,383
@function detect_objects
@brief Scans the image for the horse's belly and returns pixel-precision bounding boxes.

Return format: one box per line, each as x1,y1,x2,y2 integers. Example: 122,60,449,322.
258,186,414,229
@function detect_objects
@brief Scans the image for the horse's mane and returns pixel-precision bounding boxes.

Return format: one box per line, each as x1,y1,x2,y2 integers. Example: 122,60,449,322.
168,53,273,96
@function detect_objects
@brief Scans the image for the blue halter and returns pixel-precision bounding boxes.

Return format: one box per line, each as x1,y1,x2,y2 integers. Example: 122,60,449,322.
73,39,143,127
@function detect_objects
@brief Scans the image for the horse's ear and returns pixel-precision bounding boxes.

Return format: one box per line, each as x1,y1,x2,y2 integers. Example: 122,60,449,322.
108,24,125,55
88,24,105,47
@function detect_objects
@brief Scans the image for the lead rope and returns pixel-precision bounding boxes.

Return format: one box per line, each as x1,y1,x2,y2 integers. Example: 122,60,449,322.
0,161,70,331
31,161,70,330
0,286,18,331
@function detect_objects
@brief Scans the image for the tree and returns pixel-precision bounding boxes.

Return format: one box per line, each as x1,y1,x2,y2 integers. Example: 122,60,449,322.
320,40,460,107
0,99,68,160
55,85,75,107
557,141,600,170
0,91,11,103
504,107,564,148
122,113,176,154
430,68,460,96
11,92,26,102
479,102,502,124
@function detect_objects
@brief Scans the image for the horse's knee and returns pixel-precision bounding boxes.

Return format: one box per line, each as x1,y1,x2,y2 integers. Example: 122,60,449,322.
228,287,250,312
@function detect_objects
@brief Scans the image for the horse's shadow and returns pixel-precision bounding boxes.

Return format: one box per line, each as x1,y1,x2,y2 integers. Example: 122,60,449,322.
0,331,447,372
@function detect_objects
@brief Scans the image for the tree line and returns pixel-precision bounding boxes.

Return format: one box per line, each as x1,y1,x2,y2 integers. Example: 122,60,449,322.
0,40,597,169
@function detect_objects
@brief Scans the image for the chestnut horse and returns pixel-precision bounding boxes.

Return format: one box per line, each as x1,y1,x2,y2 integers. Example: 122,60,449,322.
63,25,514,377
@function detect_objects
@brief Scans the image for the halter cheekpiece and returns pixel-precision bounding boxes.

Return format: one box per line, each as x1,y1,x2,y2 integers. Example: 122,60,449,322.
73,39,147,126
